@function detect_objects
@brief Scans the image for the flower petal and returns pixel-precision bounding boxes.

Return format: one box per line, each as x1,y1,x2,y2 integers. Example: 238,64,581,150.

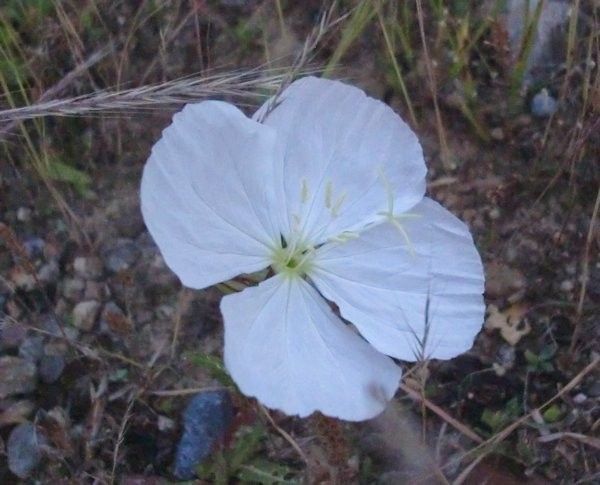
311,198,485,361
221,275,401,421
141,101,282,289
254,77,426,245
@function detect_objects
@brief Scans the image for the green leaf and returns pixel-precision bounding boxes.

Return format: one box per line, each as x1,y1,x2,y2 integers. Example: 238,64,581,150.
228,426,267,472
237,460,300,484
197,425,270,483
45,160,91,196
188,352,235,387
524,349,539,366
481,408,505,431
543,404,563,423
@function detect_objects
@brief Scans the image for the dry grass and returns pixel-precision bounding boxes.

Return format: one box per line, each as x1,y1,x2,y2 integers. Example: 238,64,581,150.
0,0,598,482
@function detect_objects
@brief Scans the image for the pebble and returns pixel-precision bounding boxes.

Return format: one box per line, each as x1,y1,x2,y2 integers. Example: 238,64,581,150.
7,422,47,478
16,207,32,222
0,357,37,398
37,261,60,285
18,336,45,363
62,278,85,301
72,300,101,331
0,321,27,349
106,196,145,239
485,262,527,299
586,380,600,398
490,127,504,141
496,344,516,369
9,267,36,291
100,301,132,335
73,256,104,280
560,280,574,292
22,237,45,258
173,390,234,480
531,89,558,117
84,280,105,301
39,354,65,384
104,239,141,273
40,314,62,336
157,415,176,432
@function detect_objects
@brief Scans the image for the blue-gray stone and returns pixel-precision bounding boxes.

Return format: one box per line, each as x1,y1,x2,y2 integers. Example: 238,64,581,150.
23,237,45,258
39,354,66,383
7,422,47,478
104,239,141,273
173,390,233,480
531,89,558,117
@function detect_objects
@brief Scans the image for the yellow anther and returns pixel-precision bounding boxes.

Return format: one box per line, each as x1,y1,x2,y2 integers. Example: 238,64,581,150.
329,230,360,243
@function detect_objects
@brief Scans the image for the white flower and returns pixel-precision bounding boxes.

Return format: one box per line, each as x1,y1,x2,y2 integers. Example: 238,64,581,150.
141,77,485,421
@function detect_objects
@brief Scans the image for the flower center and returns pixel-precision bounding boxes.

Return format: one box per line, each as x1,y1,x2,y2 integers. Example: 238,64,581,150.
271,239,314,278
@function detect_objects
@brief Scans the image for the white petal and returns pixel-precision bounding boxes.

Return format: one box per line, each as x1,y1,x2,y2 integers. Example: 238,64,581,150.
311,198,485,361
221,275,401,421
254,77,426,245
141,101,282,289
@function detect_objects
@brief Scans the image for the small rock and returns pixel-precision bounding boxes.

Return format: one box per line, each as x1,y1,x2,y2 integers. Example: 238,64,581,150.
0,400,35,427
496,344,516,369
573,393,587,404
157,415,176,432
18,336,45,363
0,320,27,349
531,89,558,117
104,240,141,273
173,390,234,480
16,207,32,222
7,422,47,478
485,262,526,299
37,261,60,285
106,195,145,239
560,280,574,292
39,354,65,384
84,280,105,301
157,305,174,319
72,300,101,331
0,357,37,398
490,127,505,141
22,237,45,258
62,278,85,301
73,256,104,280
586,380,600,398
9,267,36,291
40,314,63,337
100,302,132,335
489,207,501,220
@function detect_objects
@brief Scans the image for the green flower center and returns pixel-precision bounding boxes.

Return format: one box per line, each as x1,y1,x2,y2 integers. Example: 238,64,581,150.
271,240,314,278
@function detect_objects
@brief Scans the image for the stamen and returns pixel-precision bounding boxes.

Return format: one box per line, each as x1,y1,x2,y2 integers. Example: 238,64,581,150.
389,217,416,257
301,179,310,204
325,181,333,209
377,167,395,215
331,192,347,217
329,230,360,243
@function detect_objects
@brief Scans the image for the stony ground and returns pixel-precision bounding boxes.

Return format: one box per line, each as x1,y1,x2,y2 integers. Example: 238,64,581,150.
0,1,599,483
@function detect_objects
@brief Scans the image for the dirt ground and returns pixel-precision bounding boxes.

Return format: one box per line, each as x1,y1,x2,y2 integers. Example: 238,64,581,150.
0,1,598,483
